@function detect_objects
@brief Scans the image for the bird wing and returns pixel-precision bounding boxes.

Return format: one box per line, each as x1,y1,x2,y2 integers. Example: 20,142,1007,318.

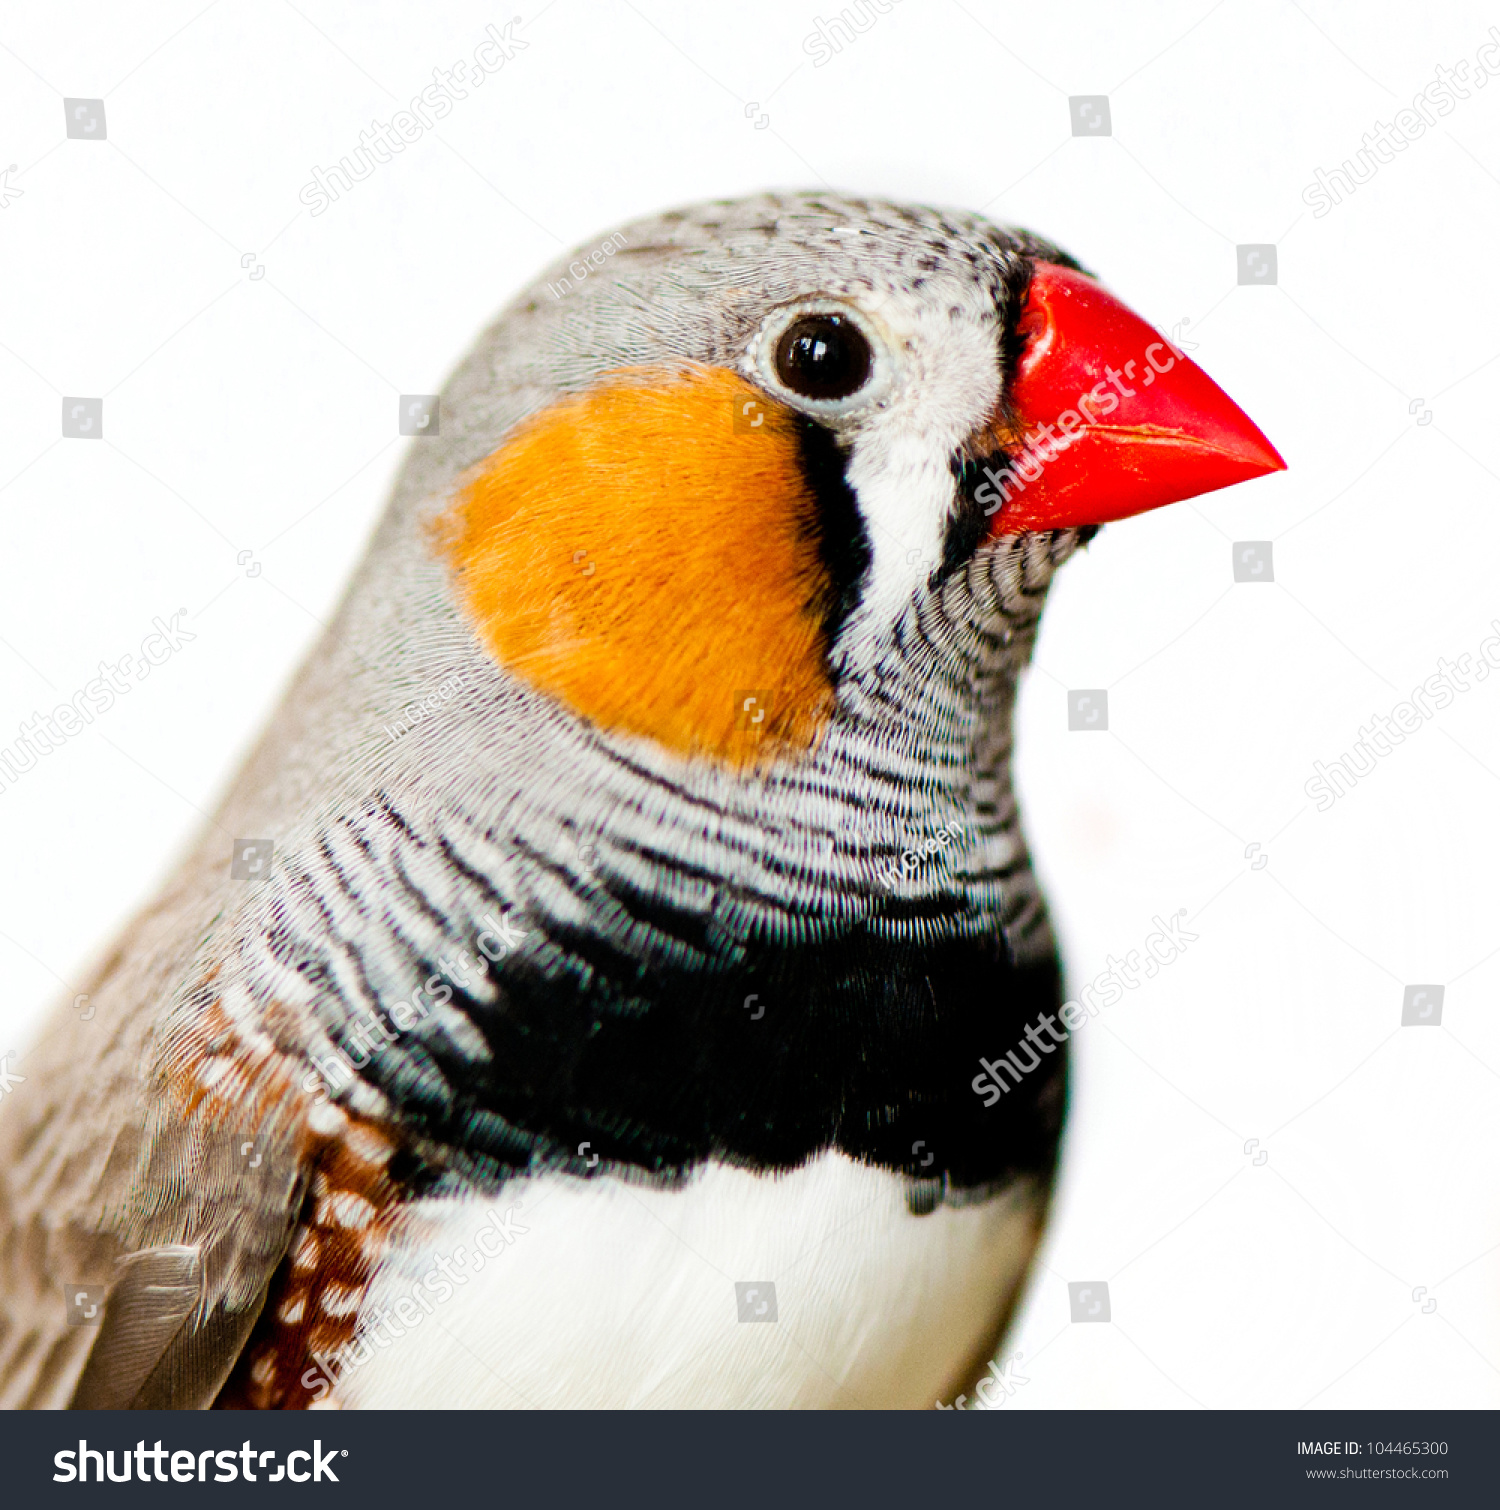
0,855,309,1409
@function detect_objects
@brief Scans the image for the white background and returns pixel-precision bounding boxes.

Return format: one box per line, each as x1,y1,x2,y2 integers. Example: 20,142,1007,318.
1,0,1497,1409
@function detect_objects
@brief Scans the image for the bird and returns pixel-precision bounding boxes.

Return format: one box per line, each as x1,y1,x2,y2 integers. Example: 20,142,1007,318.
0,191,1283,1410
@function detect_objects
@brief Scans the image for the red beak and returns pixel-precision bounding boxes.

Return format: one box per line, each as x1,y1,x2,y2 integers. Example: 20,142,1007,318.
981,262,1285,534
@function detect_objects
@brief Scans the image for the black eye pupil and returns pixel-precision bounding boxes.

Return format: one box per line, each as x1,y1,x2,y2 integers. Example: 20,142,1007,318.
773,314,872,401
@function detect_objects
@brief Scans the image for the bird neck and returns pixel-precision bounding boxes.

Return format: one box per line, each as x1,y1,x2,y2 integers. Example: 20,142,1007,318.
187,532,1083,1194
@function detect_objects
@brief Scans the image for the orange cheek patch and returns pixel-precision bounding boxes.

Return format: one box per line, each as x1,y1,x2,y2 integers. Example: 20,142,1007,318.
433,365,838,767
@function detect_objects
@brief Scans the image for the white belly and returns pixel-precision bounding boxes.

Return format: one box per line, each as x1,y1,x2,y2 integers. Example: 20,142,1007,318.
332,1152,1042,1409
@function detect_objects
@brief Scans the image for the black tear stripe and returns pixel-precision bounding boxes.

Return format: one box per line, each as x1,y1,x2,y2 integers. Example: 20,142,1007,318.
794,418,872,649
938,456,995,583
353,880,1067,1208
940,457,1104,581
932,250,1078,583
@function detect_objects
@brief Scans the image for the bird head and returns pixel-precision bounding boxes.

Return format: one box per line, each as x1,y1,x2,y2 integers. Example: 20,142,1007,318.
324,192,1282,936
414,194,1279,765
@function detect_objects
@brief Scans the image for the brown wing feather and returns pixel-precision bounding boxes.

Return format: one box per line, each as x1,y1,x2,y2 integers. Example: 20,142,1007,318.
0,853,313,1410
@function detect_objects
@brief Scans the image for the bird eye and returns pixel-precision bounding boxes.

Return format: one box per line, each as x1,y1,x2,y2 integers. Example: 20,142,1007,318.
773,313,873,401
